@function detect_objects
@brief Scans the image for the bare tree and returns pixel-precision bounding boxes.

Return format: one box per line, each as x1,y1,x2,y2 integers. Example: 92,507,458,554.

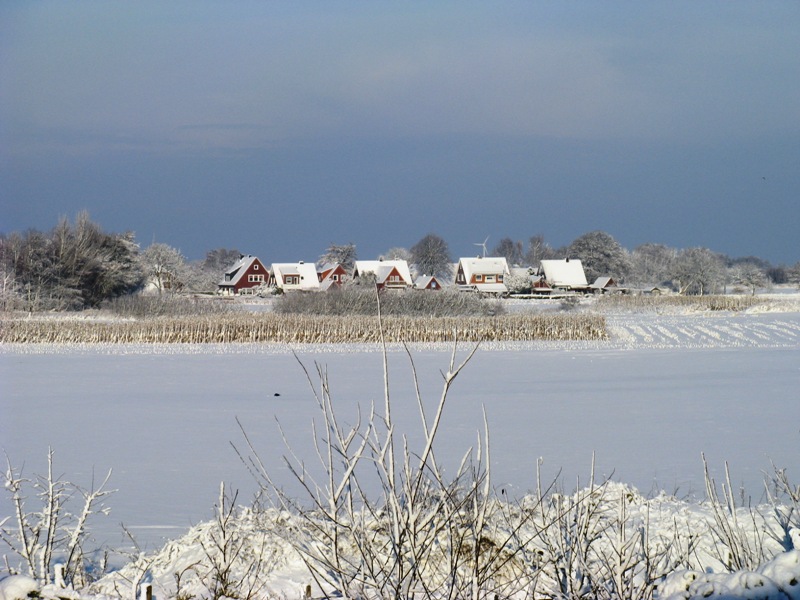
492,237,525,266
410,233,452,280
526,234,558,267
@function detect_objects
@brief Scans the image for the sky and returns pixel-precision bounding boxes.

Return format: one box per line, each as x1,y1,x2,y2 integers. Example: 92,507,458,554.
1,2,799,264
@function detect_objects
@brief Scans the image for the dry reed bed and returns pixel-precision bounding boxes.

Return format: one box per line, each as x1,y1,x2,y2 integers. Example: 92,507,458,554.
596,294,767,312
1,313,607,344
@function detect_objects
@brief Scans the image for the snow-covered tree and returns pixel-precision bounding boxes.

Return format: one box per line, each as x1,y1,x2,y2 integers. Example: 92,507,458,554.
629,243,677,287
380,247,411,262
504,269,533,294
730,261,768,295
0,213,143,310
410,233,452,279
567,231,632,283
671,247,725,295
787,261,800,288
203,248,241,273
140,243,188,295
318,242,357,271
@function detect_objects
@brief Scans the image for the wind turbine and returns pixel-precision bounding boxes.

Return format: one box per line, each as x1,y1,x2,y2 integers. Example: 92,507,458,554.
474,236,489,258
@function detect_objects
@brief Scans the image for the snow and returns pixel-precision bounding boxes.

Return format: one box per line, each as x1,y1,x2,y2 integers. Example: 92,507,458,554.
0,576,38,600
2,305,800,598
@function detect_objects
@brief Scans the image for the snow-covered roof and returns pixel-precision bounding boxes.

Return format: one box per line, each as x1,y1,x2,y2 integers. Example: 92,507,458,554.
540,259,588,288
317,263,346,291
456,257,510,293
271,262,321,291
414,275,441,289
590,276,616,289
354,260,413,286
458,257,510,278
218,255,261,287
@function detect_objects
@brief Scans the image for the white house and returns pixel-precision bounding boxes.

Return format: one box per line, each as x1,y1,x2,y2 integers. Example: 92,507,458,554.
538,259,589,291
352,259,413,290
454,257,510,294
270,262,321,292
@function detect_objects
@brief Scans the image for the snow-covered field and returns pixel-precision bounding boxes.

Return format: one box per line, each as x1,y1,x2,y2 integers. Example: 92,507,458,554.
2,304,800,598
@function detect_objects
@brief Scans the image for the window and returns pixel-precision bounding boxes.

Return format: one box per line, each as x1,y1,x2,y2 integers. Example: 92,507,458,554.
254,264,259,270
486,275,495,283
248,274,265,283
286,275,299,285
475,274,483,282
389,275,400,282
332,274,339,281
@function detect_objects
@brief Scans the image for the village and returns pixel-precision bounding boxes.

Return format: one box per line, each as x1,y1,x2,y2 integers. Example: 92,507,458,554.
217,254,628,298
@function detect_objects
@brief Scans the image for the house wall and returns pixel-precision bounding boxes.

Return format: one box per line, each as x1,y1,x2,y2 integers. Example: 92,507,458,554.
234,260,268,292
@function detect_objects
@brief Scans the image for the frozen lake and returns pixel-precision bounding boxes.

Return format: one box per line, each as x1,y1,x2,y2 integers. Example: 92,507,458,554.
2,311,799,550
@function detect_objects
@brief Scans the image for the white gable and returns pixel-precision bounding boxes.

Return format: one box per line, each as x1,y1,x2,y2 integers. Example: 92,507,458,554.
271,262,320,291
354,260,413,286
456,257,510,293
458,257,510,279
540,259,588,288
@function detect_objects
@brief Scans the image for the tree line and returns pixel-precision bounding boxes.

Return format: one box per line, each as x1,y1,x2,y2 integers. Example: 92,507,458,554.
2,214,799,311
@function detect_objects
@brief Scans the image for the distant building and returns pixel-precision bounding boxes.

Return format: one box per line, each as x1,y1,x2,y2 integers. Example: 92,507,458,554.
218,255,269,295
352,259,413,290
317,263,349,290
271,262,321,292
454,256,510,294
538,259,589,291
414,274,444,290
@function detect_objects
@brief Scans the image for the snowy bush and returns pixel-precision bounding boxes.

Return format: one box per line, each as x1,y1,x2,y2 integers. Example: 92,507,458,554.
1,450,113,588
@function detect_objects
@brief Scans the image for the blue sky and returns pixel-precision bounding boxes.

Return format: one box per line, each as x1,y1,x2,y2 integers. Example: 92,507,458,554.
2,2,798,263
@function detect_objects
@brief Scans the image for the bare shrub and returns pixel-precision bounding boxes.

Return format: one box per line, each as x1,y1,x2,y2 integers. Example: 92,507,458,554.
233,334,554,599
0,449,113,587
275,287,503,317
104,294,234,318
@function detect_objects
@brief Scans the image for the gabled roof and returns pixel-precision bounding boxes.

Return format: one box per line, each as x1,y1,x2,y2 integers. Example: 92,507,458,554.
271,262,320,291
590,276,616,289
414,275,442,289
317,263,347,291
353,260,413,286
219,255,262,287
457,257,510,278
539,259,588,288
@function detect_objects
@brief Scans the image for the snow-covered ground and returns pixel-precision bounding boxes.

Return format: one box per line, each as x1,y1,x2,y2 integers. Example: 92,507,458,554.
2,305,800,598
